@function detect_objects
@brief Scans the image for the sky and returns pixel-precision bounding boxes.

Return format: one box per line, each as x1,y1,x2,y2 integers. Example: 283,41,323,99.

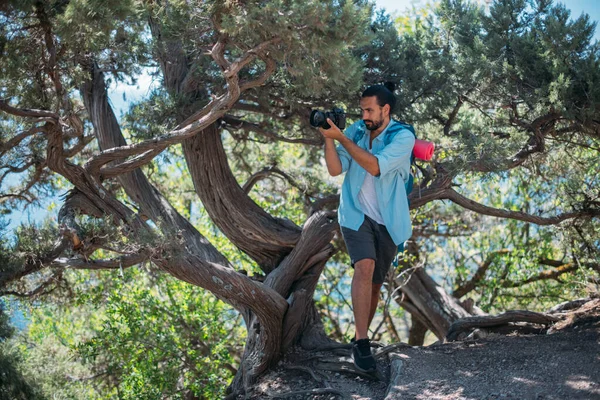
5,0,600,233
376,0,600,42
375,0,600,28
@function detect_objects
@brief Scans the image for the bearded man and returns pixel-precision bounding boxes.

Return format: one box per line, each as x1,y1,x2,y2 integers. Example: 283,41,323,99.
320,83,415,372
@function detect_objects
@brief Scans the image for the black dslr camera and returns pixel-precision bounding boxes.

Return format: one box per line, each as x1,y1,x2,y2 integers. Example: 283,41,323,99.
309,107,346,130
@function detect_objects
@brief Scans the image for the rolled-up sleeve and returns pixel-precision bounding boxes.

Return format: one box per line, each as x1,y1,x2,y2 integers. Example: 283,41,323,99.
336,143,351,173
336,123,360,173
375,129,415,177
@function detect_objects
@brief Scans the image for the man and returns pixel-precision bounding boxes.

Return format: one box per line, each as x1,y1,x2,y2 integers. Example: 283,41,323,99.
320,84,414,372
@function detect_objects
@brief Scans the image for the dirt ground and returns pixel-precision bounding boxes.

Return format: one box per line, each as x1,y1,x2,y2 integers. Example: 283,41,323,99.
384,326,600,400
249,299,600,400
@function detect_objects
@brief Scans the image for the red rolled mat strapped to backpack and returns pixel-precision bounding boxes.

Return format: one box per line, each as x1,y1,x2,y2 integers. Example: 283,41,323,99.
414,139,434,161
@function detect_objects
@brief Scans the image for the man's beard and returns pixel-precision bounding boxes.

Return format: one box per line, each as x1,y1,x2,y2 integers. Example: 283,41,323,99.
364,118,384,131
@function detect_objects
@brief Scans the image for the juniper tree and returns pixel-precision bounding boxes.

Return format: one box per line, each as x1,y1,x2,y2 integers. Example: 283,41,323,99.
1,0,599,396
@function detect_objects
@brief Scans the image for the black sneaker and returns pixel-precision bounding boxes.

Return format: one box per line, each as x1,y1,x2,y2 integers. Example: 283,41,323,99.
352,338,377,373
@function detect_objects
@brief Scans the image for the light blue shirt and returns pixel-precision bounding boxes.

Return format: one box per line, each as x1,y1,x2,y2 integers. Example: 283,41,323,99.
336,119,415,245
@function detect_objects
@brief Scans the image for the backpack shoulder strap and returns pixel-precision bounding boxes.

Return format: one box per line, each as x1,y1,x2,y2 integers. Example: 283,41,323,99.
389,120,416,140
387,120,417,196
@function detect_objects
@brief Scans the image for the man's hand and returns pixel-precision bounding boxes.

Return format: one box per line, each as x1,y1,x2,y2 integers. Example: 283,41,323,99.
319,118,344,141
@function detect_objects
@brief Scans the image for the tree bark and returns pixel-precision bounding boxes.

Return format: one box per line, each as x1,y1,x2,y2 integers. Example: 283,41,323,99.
408,317,428,346
446,310,560,341
393,239,471,341
182,125,301,273
145,16,333,394
80,64,309,391
81,63,229,266
394,267,471,340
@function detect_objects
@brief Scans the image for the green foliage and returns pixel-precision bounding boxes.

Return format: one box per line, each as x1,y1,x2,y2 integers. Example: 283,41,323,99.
74,268,242,399
0,301,46,400
378,0,600,149
422,169,598,312
214,0,371,97
0,220,59,286
1,0,600,397
123,89,181,142
1,0,150,105
369,0,600,312
8,267,243,399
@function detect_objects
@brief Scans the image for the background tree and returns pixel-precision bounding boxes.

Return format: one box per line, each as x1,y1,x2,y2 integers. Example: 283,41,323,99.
1,0,599,397
0,294,46,399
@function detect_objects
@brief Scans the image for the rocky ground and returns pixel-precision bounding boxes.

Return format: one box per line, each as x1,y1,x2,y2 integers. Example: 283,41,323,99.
248,298,600,400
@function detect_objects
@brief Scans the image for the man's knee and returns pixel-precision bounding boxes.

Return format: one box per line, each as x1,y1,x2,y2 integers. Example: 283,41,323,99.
354,259,375,278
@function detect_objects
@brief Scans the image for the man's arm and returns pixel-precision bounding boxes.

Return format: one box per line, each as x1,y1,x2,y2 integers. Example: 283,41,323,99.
373,129,415,178
320,118,380,176
337,136,380,176
324,138,343,176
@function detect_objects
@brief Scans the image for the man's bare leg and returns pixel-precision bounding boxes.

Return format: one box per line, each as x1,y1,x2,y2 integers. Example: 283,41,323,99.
352,259,375,340
367,283,383,330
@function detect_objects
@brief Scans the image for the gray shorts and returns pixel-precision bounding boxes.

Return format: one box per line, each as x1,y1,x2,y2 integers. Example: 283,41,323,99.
340,215,397,284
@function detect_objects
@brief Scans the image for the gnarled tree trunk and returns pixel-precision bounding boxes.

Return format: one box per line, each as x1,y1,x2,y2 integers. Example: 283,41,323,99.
394,267,471,340
79,55,341,394
392,235,471,341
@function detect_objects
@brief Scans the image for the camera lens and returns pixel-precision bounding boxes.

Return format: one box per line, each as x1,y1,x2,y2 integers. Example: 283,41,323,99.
310,110,327,128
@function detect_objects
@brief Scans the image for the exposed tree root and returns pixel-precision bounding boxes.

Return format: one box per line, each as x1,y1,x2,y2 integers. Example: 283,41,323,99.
548,297,594,313
314,361,383,381
244,299,600,399
374,342,413,359
547,298,600,333
284,365,327,383
308,343,352,352
247,349,385,399
266,387,350,399
446,310,561,341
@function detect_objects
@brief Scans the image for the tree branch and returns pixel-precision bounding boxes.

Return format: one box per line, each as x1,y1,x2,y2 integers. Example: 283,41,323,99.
239,55,277,92
308,163,454,216
446,310,561,341
242,165,308,195
308,194,340,216
36,4,64,110
453,249,511,298
64,134,95,158
80,60,290,383
444,96,464,136
99,147,165,179
224,37,281,79
222,115,321,146
58,189,109,251
81,62,228,264
445,188,598,225
501,263,579,288
0,193,33,204
0,236,70,289
0,273,62,298
0,99,59,120
470,112,561,172
176,37,280,130
52,250,150,270
182,122,301,273
263,210,336,296
0,126,47,156
83,39,280,174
